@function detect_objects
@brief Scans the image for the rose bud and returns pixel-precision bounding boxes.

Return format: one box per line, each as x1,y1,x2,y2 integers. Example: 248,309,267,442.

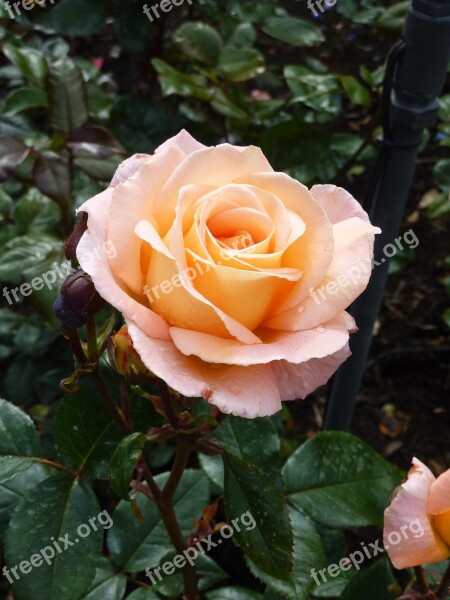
383,458,450,569
64,212,88,261
53,295,86,328
110,326,153,379
60,269,106,318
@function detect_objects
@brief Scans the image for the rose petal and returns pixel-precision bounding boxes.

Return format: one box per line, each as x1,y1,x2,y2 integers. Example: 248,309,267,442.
310,184,370,224
155,129,207,155
383,458,450,569
264,217,379,331
136,219,261,344
237,172,334,312
107,146,186,295
126,319,282,418
169,313,350,366
109,153,152,188
76,190,169,340
272,345,351,400
429,468,450,515
154,144,273,234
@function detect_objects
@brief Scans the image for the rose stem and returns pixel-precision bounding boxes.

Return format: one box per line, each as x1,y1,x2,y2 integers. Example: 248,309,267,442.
414,566,430,596
436,561,450,598
159,437,198,598
65,324,199,598
86,318,98,362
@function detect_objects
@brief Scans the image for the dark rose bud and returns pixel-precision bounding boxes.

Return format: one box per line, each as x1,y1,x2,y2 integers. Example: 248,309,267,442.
60,269,106,318
64,212,88,261
53,296,86,328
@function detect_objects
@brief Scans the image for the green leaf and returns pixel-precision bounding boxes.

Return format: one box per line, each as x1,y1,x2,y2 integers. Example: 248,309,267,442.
0,136,30,181
262,16,324,47
426,191,450,219
110,433,148,500
14,188,62,235
5,474,103,600
173,22,223,66
284,67,340,115
232,0,277,22
227,23,256,48
0,457,39,485
108,470,209,572
33,152,71,205
152,553,228,596
0,234,62,284
211,88,249,121
0,187,13,216
340,556,396,600
83,557,127,600
126,589,160,599
218,47,265,81
54,380,123,479
206,588,263,600
442,307,450,330
3,44,48,88
152,59,213,102
111,94,184,154
283,432,403,528
375,1,408,33
339,75,372,107
223,453,293,580
0,398,39,456
3,87,48,116
432,159,450,190
74,155,123,181
247,506,326,600
48,57,88,133
47,0,109,36
67,126,125,159
0,464,52,542
199,415,280,488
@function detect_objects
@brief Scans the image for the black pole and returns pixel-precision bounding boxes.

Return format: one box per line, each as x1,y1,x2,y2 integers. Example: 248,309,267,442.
323,0,450,431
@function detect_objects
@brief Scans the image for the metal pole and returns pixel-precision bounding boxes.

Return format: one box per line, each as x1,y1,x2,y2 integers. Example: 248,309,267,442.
324,0,450,431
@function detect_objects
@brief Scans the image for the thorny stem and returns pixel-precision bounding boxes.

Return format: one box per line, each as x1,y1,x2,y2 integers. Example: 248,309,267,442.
162,439,191,502
436,561,450,599
64,324,199,598
415,566,430,596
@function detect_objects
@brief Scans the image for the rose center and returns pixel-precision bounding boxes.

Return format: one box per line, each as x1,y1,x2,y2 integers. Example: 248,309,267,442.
217,229,255,250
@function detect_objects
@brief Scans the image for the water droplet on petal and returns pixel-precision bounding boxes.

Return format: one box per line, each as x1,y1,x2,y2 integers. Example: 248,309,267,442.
230,385,240,395
316,326,325,333
297,306,304,313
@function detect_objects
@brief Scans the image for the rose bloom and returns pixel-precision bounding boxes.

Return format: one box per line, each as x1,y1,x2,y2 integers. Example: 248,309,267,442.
383,458,450,569
77,130,379,418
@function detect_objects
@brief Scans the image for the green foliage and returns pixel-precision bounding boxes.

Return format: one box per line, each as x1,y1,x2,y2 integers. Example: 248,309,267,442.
0,1,447,598
283,432,403,528
224,453,293,579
